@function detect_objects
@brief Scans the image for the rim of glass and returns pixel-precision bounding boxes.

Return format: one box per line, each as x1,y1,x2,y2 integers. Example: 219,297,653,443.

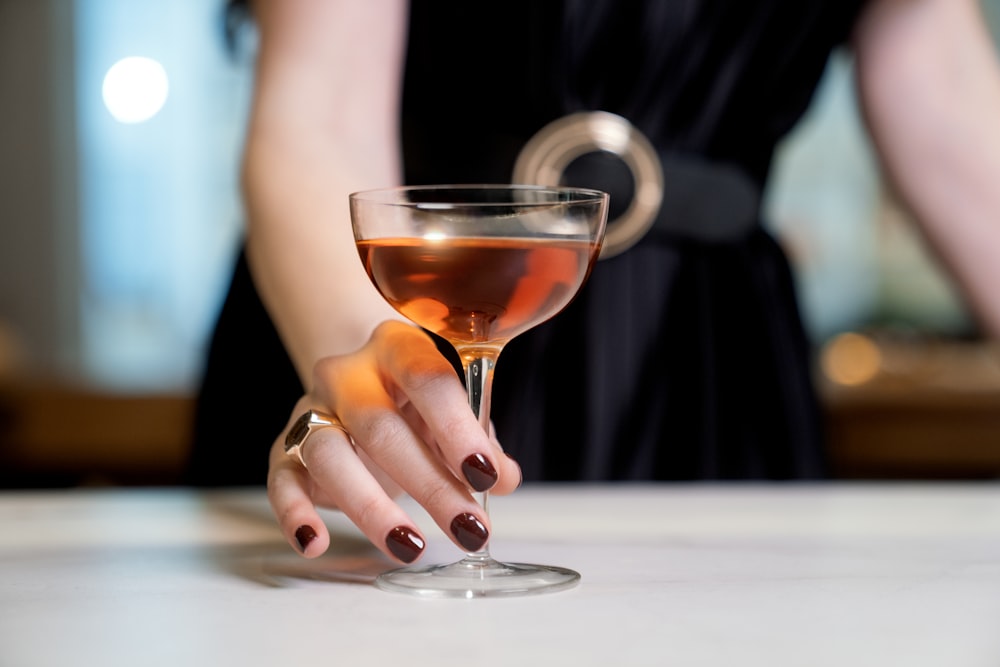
349,184,608,207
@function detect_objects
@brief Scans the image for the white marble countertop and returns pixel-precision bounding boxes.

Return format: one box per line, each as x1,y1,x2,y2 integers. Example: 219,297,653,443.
2,483,999,666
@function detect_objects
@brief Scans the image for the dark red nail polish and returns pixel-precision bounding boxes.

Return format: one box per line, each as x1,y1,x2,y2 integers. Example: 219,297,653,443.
461,453,498,492
450,512,489,553
295,525,317,553
385,526,425,564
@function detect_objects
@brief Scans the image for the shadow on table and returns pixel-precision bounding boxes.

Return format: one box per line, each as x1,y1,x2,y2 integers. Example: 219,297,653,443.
203,495,391,589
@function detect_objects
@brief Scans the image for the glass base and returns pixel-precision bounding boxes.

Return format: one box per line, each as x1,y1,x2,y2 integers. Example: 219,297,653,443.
375,556,580,598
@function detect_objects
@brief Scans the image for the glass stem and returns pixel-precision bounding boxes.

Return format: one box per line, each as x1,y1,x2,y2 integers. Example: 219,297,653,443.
462,351,497,562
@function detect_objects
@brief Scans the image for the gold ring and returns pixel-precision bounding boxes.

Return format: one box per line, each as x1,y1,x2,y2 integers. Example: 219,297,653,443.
284,409,351,467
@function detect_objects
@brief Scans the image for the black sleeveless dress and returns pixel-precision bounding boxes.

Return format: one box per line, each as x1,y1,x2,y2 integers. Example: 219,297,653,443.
186,0,867,486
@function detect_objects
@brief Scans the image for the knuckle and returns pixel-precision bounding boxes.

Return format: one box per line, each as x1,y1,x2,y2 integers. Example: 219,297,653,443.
351,494,385,529
267,465,296,503
311,354,348,388
358,411,412,457
267,483,306,529
302,436,338,472
394,356,451,394
374,319,415,339
266,475,281,507
372,320,399,338
415,477,454,513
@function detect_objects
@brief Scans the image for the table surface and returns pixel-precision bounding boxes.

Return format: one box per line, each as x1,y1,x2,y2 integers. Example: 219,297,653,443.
2,483,1000,666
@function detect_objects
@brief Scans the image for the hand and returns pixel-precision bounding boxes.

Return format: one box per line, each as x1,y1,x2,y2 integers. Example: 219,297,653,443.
266,320,522,563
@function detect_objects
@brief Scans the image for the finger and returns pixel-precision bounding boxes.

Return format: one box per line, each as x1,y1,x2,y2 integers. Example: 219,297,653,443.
487,433,522,496
372,322,520,493
350,404,492,554
398,398,521,496
267,440,331,558
297,425,428,564
317,355,492,554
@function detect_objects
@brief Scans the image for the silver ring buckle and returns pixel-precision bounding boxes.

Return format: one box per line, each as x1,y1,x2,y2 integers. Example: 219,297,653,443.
513,111,664,259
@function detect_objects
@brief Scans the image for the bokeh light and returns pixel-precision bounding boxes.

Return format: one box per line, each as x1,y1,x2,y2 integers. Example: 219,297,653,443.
101,56,169,124
821,332,882,386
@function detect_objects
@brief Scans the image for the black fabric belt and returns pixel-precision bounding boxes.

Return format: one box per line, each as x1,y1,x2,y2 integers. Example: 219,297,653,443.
513,111,760,255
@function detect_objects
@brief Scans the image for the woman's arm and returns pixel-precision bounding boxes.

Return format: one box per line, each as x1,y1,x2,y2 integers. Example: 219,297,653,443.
241,1,520,563
243,0,408,378
853,0,1000,336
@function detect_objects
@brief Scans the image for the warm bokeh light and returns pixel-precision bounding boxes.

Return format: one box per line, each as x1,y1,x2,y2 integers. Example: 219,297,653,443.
102,56,169,123
821,332,882,386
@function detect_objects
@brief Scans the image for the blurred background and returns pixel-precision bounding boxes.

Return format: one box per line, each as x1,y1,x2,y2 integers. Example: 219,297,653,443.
2,0,999,488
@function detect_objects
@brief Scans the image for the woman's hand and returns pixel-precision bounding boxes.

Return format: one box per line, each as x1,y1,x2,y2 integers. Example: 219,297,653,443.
266,320,522,563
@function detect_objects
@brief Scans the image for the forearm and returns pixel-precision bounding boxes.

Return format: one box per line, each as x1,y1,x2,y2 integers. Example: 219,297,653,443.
242,141,403,380
854,0,1000,337
241,0,410,380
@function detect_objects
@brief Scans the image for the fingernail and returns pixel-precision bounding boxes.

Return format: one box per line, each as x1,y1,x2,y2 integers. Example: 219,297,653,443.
461,453,498,491
295,524,317,553
385,526,425,564
450,512,489,552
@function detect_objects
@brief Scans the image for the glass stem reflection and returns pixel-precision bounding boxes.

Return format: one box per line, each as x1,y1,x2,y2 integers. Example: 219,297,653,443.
461,350,498,563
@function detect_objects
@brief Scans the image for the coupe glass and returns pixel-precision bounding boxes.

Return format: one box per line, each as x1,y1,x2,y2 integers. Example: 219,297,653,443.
349,185,608,598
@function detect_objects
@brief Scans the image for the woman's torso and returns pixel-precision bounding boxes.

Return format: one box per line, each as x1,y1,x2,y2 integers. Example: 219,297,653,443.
400,0,866,481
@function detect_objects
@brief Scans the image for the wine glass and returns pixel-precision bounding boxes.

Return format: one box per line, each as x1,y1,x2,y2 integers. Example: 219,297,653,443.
349,184,608,598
